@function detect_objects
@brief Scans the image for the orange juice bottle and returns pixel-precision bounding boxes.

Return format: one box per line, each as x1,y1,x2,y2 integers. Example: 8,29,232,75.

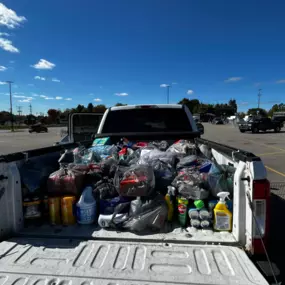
61,196,76,225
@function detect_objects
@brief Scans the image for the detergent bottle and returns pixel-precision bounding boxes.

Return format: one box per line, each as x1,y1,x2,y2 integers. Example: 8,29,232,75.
213,192,232,231
76,186,97,224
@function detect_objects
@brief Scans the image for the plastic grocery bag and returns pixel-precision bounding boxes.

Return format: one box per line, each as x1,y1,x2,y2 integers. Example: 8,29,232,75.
150,159,176,192
114,165,155,196
73,146,102,164
93,177,118,200
167,140,197,157
176,155,198,170
138,148,177,166
207,163,235,197
172,168,209,200
122,195,168,232
47,165,87,195
99,196,131,215
89,145,118,160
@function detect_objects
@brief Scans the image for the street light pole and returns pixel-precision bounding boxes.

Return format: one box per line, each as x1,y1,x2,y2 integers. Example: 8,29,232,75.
258,89,262,109
6,81,14,132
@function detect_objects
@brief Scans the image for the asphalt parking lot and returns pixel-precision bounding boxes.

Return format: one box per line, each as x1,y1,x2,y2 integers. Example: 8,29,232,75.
0,127,63,155
203,123,285,183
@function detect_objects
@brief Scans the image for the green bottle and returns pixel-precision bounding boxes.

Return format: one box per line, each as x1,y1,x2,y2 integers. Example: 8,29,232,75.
177,197,189,227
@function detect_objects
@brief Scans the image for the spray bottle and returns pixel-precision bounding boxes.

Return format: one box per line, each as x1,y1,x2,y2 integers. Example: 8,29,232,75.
213,192,232,231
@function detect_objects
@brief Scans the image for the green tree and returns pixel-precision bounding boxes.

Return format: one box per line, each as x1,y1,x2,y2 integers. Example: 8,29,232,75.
247,108,267,117
228,99,237,113
75,104,85,113
87,103,94,112
93,104,107,113
178,98,200,113
115,103,127,106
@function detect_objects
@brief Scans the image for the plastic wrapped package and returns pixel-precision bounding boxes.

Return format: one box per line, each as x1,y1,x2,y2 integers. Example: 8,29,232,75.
150,159,176,192
114,165,155,196
176,155,198,170
207,163,235,197
172,168,209,200
89,145,118,160
122,195,168,232
93,177,118,200
47,165,87,196
138,148,177,166
100,196,131,215
167,140,197,157
73,146,102,164
149,141,169,151
100,158,118,177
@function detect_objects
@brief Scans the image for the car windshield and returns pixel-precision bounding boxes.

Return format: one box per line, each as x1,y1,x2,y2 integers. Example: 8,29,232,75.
102,108,192,133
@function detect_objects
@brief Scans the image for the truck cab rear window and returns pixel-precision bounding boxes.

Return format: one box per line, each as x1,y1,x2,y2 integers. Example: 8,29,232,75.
102,109,192,133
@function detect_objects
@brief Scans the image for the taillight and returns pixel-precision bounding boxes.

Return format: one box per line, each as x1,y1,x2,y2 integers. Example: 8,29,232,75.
252,179,270,254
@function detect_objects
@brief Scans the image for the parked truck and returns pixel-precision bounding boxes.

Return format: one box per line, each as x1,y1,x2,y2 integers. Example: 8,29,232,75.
239,117,283,133
0,104,278,285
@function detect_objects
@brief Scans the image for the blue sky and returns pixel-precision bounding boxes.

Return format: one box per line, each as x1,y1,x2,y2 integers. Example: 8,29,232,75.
1,0,285,114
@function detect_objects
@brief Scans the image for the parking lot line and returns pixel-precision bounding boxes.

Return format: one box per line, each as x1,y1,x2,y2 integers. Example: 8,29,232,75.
245,139,285,152
265,166,285,177
258,151,285,156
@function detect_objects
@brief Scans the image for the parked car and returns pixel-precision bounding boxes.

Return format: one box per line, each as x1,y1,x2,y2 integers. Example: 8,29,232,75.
212,117,224,124
29,123,48,133
239,117,283,133
195,118,204,134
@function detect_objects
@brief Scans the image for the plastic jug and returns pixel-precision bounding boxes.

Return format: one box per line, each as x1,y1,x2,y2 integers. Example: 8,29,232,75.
76,186,96,224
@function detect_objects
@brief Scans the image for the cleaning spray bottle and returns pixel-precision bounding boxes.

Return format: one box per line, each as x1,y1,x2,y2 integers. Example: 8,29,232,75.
213,192,232,231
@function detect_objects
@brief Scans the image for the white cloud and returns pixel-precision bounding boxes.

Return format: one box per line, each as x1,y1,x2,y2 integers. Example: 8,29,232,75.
94,98,102,102
0,32,9,36
32,93,39,97
18,99,31,103
187,90,194,95
276,79,285,84
224,77,242,83
115,92,128,96
55,96,62,100
44,97,54,100
34,76,46,81
52,78,60,83
31,59,55,70
0,65,7,71
65,98,72,101
39,95,47,98
0,37,19,53
160,84,170,88
13,95,25,98
0,3,26,29
0,81,7,85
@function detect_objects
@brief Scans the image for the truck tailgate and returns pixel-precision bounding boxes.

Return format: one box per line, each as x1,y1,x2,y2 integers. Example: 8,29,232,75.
0,238,268,285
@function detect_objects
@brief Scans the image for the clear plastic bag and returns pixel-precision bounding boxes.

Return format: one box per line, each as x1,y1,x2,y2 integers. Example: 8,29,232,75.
176,155,198,170
73,146,102,164
167,140,197,157
207,164,235,197
138,148,177,166
89,145,118,160
114,165,155,196
150,159,176,192
47,165,87,196
172,168,209,199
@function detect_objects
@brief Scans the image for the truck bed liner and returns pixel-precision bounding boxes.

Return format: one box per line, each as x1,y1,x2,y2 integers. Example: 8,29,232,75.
18,224,237,244
0,237,268,285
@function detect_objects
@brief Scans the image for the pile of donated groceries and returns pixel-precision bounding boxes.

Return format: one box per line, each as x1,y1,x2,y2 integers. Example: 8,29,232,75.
21,137,235,234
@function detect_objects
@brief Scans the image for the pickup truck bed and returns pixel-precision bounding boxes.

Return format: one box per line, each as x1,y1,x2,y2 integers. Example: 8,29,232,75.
0,237,268,285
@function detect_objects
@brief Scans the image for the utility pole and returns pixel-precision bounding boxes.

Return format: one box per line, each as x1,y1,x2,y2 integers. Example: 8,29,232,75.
160,84,172,104
6,81,14,132
258,89,262,109
17,106,22,116
29,103,32,115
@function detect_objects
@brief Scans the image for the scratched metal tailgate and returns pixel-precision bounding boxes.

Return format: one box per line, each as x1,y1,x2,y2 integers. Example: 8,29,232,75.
0,238,268,285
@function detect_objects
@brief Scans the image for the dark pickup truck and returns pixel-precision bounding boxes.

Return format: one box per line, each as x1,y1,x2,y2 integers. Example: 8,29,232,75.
239,117,283,133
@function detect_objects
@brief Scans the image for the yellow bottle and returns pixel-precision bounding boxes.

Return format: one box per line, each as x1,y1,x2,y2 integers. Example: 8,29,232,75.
214,192,232,231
